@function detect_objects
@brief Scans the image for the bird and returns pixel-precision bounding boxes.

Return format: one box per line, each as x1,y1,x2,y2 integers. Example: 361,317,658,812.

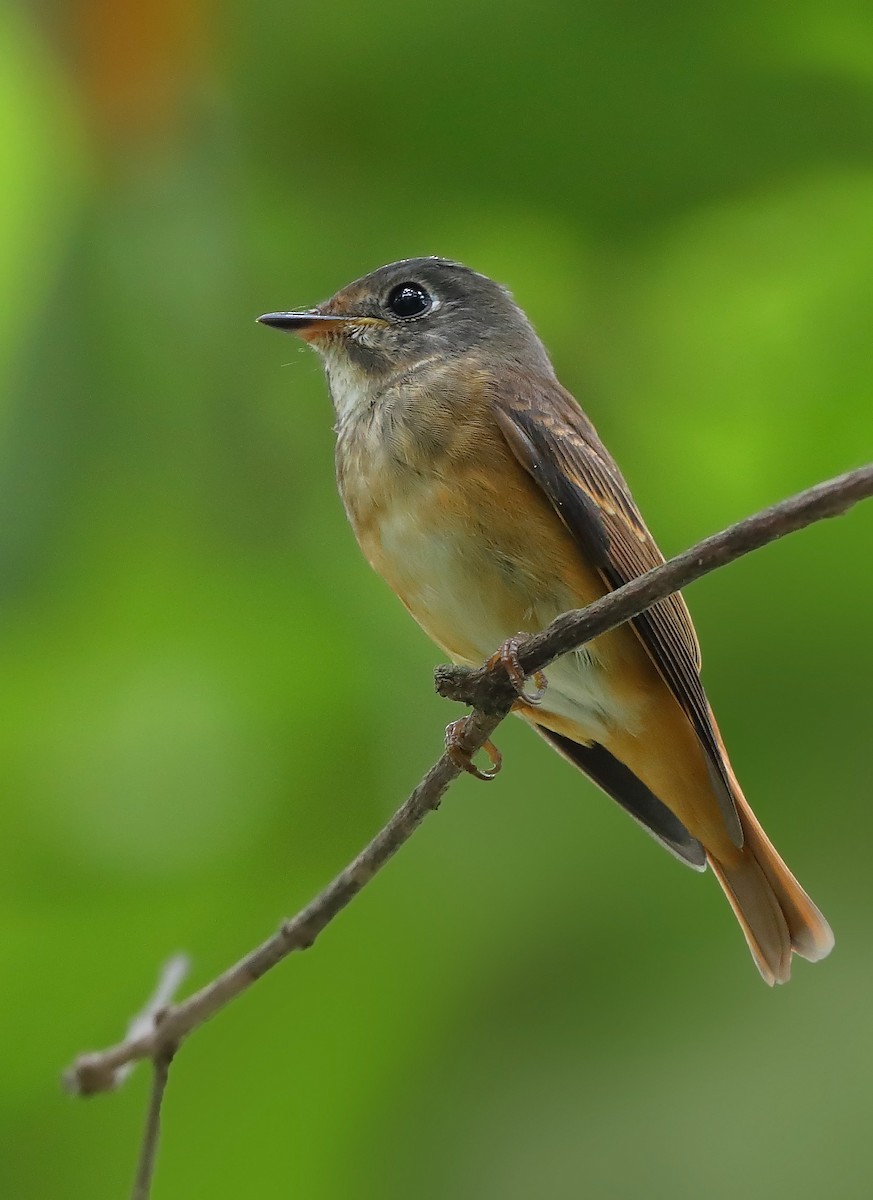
258,256,834,984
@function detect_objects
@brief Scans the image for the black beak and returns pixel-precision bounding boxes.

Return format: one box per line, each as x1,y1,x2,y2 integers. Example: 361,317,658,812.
256,311,356,332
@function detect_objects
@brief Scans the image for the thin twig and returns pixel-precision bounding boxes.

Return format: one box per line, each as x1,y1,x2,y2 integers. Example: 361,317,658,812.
130,1044,175,1200
63,463,873,1094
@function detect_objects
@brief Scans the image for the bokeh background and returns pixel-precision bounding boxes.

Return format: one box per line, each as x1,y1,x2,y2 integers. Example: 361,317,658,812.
3,2,873,1196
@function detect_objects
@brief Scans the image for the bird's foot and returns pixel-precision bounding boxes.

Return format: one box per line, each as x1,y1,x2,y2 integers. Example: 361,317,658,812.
486,635,548,705
445,718,502,781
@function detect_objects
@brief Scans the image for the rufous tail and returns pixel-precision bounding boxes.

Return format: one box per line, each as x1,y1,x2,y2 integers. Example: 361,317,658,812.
708,791,834,985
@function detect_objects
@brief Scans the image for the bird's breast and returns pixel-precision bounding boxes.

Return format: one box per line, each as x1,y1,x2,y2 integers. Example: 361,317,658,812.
338,410,528,663
334,394,643,737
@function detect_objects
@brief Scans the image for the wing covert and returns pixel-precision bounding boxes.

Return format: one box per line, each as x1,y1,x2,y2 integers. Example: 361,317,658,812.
492,374,741,846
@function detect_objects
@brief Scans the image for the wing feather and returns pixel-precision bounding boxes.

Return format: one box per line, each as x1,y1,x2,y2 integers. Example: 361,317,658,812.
492,373,741,846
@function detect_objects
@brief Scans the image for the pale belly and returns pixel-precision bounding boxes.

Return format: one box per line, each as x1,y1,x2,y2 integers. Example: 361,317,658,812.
366,498,640,740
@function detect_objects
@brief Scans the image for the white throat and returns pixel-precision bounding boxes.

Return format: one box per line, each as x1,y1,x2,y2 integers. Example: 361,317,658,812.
320,346,377,426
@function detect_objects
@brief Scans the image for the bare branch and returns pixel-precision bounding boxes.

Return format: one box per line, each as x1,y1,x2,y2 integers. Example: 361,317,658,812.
435,462,873,711
130,1044,175,1200
62,463,872,1096
62,721,498,1091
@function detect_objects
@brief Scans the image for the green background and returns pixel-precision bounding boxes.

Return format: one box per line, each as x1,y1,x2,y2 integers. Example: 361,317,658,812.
3,2,872,1196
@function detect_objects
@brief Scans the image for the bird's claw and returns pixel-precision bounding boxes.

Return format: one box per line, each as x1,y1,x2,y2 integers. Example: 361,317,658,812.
487,635,548,705
445,718,502,781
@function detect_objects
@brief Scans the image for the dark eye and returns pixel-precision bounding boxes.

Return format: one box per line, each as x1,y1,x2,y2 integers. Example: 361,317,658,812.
386,282,432,319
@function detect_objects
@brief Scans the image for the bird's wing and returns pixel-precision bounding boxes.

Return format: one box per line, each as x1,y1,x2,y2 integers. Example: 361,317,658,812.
492,372,741,847
534,726,707,868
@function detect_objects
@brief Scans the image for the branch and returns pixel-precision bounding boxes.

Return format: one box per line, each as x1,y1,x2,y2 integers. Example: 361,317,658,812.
435,462,873,711
63,463,872,1102
63,730,501,1094
130,1043,175,1200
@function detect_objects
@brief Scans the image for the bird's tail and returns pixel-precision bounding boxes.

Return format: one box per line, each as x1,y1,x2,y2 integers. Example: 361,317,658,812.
708,789,834,985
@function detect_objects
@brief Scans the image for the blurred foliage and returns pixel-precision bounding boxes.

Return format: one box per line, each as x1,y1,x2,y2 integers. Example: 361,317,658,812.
2,1,872,1197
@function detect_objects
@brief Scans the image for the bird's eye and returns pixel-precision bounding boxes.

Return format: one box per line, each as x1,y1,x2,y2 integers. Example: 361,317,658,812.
386,282,432,319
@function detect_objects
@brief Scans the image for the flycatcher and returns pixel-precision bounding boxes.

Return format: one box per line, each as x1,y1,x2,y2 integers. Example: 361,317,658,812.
258,257,833,984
